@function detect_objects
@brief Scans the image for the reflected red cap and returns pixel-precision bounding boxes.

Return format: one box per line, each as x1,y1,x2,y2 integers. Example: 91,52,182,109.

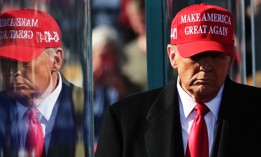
0,8,61,62
170,3,235,58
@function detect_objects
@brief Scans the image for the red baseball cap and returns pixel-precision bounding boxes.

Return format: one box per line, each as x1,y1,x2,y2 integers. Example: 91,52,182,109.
170,3,235,58
0,8,61,62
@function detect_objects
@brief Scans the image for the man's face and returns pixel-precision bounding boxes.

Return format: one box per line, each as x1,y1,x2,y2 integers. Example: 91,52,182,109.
0,50,53,105
168,45,233,102
93,45,118,85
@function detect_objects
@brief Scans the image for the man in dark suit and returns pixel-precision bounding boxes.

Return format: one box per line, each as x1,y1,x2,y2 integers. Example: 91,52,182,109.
95,3,261,157
0,9,87,156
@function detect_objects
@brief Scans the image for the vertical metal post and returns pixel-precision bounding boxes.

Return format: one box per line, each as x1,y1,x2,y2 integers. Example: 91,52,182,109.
240,0,247,84
250,0,256,86
146,0,166,89
82,0,94,156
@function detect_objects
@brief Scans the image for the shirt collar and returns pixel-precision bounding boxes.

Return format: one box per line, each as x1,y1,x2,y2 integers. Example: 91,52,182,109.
177,76,223,120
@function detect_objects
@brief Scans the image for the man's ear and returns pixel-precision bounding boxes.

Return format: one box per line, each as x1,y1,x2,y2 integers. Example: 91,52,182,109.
52,47,64,71
167,44,178,69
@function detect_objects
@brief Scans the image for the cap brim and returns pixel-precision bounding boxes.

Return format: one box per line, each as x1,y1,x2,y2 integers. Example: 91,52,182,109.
0,46,45,62
177,41,235,58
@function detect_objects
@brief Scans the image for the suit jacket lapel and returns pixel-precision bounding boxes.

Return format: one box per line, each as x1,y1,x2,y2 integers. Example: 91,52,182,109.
145,80,184,157
211,77,234,157
10,102,19,157
211,118,229,157
47,83,77,156
2,95,20,157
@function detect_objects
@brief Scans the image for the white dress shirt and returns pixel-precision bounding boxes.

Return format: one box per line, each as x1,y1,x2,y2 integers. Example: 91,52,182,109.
176,77,223,156
17,72,62,155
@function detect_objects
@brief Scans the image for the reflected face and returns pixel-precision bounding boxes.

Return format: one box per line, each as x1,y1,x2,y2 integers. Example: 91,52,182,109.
93,45,117,84
0,50,53,105
168,45,233,102
126,1,145,36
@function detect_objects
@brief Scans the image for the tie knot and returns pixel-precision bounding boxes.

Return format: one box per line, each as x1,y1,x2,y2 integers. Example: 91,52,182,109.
25,108,39,120
195,103,209,116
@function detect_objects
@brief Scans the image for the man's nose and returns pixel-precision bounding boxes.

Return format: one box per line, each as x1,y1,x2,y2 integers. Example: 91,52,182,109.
9,62,23,76
200,57,213,72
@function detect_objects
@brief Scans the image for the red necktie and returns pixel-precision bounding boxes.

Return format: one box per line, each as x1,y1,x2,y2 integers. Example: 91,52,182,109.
25,108,44,157
185,103,209,157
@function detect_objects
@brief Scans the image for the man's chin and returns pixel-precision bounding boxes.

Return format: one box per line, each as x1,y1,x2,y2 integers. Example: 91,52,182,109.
194,89,218,102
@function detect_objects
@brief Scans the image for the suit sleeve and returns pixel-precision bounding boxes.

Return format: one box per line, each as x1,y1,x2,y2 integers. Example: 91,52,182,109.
95,106,123,157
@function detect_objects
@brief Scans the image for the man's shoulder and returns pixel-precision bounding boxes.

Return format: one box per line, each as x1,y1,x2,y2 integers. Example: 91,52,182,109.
0,90,12,104
108,86,166,117
224,78,261,103
225,78,261,93
0,91,11,122
112,80,176,107
117,86,163,103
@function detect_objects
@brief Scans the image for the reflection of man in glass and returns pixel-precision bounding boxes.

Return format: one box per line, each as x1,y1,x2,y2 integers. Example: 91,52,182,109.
0,9,86,157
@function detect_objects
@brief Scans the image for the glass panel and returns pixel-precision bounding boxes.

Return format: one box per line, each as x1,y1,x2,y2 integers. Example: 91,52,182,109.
0,0,93,157
245,0,261,87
